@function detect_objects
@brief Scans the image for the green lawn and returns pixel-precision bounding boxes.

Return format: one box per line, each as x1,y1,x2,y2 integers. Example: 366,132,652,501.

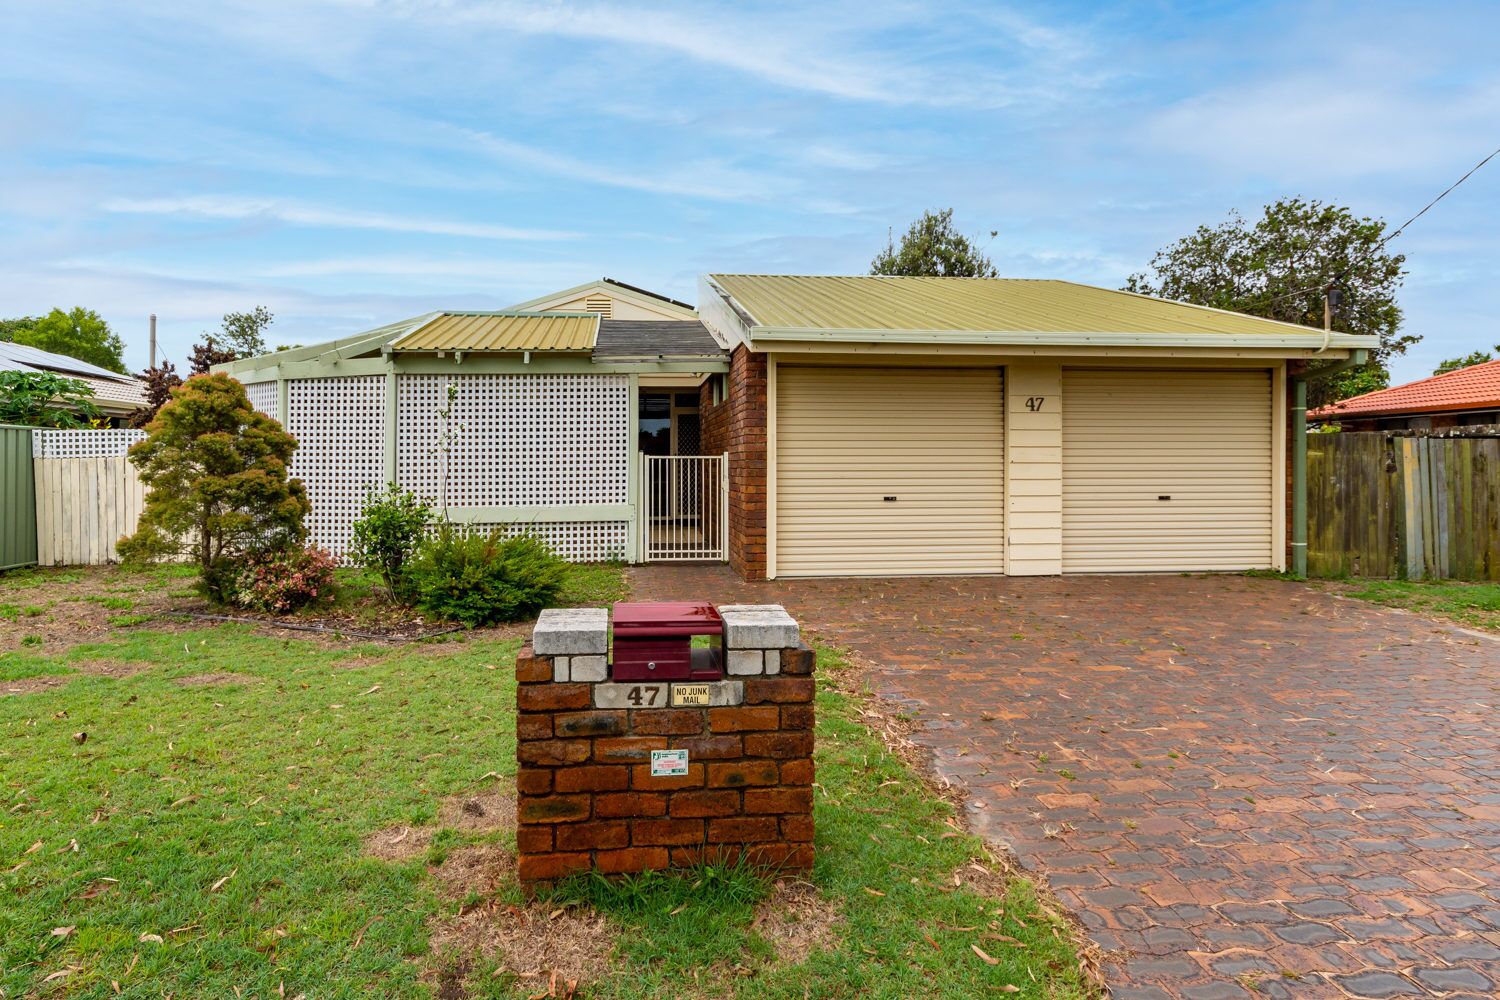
0,567,1094,998
1333,578,1500,632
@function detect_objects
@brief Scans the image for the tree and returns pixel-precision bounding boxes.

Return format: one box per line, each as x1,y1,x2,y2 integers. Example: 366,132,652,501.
0,316,39,342
189,339,238,375
119,373,310,602
217,306,274,358
1125,198,1414,408
1434,346,1498,375
12,307,128,373
0,371,103,428
871,208,998,278
130,360,184,428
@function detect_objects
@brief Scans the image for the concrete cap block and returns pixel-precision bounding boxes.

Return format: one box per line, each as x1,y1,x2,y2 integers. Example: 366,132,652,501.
720,605,799,649
533,607,609,656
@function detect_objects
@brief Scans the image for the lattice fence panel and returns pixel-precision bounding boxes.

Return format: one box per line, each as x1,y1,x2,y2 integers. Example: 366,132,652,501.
286,376,385,558
451,521,629,563
243,381,279,421
396,375,629,508
32,429,144,459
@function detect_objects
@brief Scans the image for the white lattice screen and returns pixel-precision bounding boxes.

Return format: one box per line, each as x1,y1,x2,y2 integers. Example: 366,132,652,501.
453,521,629,562
32,429,144,459
243,381,279,421
286,376,385,557
395,374,629,508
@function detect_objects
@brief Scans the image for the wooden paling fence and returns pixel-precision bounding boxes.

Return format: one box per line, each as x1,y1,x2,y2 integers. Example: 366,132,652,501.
31,429,146,566
1308,431,1500,581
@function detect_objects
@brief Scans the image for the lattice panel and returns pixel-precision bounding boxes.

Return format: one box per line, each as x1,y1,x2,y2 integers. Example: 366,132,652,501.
243,381,279,421
452,521,629,563
395,375,629,507
285,376,385,558
32,429,144,459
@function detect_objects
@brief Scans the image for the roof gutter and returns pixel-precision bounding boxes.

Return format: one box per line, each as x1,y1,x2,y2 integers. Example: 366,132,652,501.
748,326,1380,350
1291,349,1369,578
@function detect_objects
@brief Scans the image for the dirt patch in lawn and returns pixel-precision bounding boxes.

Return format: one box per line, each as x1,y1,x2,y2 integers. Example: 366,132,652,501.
751,879,843,965
174,671,258,688
438,791,515,835
427,894,615,998
0,567,192,654
1,675,72,697
72,658,153,679
364,824,436,863
430,843,517,902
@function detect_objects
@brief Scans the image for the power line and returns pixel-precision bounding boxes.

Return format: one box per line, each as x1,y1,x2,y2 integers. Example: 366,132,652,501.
1264,143,1500,308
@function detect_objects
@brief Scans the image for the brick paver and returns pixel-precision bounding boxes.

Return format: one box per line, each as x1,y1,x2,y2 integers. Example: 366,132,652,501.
629,567,1500,997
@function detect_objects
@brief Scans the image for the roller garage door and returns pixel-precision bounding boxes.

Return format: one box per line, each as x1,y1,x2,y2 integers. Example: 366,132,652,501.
775,366,1005,577
1062,369,1274,573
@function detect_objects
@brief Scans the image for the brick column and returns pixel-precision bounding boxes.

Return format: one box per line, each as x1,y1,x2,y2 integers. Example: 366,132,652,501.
515,605,814,882
699,345,767,579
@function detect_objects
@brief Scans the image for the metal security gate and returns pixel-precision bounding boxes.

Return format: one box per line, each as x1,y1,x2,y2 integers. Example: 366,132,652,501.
640,453,727,561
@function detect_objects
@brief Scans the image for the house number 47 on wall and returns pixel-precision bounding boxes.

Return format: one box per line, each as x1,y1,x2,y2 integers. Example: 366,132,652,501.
1024,396,1046,411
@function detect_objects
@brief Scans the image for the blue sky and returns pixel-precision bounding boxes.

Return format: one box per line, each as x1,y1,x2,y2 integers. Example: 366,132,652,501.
2,1,1497,381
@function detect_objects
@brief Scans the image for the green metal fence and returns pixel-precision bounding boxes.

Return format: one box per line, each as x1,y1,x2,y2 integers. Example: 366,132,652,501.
0,424,38,571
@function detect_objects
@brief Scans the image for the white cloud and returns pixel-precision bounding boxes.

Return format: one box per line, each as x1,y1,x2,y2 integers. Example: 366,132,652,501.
101,195,578,241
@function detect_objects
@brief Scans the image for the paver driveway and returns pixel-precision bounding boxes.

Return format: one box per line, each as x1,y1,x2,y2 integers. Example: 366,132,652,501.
629,567,1500,999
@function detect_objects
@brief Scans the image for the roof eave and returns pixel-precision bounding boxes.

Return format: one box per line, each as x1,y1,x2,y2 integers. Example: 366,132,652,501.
747,326,1381,350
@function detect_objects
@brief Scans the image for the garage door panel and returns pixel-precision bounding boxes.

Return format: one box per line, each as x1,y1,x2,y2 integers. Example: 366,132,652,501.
776,366,1004,577
1062,369,1273,573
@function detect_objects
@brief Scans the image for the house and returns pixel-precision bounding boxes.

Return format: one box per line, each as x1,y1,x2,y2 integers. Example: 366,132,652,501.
0,341,147,425
695,274,1374,579
1308,358,1500,431
216,274,1376,578
214,279,726,560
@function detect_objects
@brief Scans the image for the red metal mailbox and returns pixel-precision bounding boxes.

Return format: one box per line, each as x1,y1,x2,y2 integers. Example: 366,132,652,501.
611,602,724,681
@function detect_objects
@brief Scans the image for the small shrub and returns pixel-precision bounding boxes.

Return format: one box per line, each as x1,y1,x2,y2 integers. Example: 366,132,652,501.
231,545,338,614
349,484,432,603
408,528,566,626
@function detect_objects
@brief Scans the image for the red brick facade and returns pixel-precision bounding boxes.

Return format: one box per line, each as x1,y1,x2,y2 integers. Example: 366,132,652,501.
699,346,768,579
514,643,816,882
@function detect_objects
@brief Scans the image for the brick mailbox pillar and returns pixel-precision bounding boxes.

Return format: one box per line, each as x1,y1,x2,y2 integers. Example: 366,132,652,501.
514,604,815,882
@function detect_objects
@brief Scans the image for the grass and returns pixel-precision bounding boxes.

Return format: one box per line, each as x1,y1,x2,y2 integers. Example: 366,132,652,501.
0,564,1091,999
1334,578,1500,632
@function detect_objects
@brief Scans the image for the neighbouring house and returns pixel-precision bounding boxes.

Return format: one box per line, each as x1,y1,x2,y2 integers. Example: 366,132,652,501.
0,341,147,425
216,274,1376,578
1309,357,1500,431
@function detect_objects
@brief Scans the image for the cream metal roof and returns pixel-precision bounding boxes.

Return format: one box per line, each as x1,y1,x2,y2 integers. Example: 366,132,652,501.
708,274,1380,348
390,312,599,352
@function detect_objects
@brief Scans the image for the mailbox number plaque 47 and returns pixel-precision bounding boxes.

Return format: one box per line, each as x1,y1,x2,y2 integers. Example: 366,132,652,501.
622,683,712,708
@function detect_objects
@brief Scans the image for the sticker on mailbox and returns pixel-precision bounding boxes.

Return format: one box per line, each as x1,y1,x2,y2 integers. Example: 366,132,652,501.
671,683,712,707
650,749,690,777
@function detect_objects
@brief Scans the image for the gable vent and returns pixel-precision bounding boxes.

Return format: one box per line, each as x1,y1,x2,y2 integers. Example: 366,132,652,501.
583,295,613,318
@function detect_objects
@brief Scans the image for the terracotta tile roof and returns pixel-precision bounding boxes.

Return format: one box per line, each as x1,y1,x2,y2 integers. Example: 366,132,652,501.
1310,358,1500,419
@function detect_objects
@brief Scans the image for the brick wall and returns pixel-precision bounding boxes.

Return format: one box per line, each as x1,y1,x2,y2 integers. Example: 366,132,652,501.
515,606,814,881
698,346,768,579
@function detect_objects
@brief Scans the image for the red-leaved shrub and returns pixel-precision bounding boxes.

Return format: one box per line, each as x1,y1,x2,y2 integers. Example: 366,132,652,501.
232,545,338,613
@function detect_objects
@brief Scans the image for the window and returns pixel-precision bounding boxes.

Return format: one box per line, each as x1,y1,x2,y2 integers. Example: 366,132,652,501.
639,393,671,455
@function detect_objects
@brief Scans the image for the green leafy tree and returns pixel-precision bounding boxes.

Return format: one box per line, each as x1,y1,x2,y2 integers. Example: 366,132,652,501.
350,483,433,603
12,307,128,373
1434,346,1498,375
1125,198,1414,408
871,208,998,278
0,371,103,428
217,306,274,358
119,373,310,602
0,316,39,342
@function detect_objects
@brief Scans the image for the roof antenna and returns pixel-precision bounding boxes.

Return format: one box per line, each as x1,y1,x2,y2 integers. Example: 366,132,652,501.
149,314,157,369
